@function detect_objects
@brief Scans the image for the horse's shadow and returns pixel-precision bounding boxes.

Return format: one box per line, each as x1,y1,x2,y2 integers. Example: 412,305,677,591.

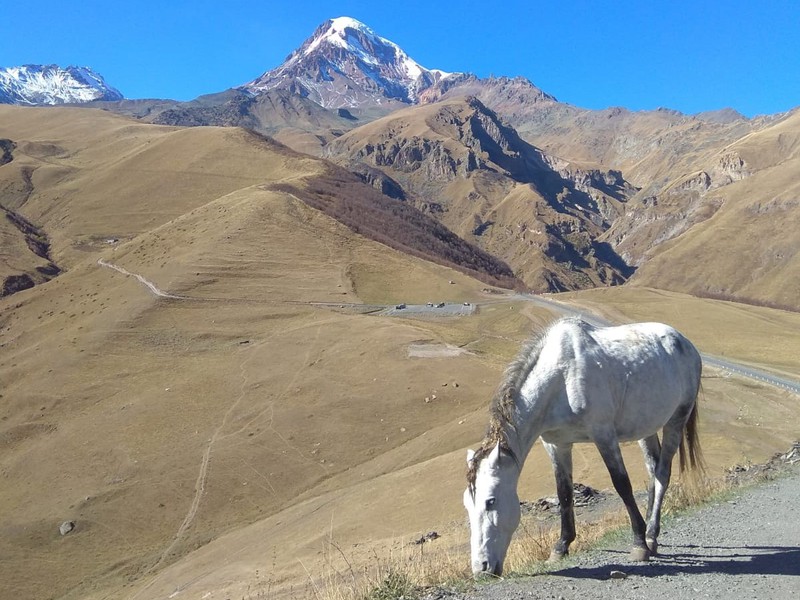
550,544,800,579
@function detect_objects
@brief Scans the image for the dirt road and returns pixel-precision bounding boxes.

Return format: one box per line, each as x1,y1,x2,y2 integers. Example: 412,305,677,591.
441,466,800,600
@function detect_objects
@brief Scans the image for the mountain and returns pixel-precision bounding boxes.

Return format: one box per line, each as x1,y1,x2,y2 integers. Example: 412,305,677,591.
620,108,800,308
240,16,454,110
325,96,637,291
0,64,123,105
146,88,365,155
42,16,800,308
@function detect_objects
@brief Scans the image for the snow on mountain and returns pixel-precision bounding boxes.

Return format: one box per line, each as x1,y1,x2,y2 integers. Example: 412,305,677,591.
241,17,455,109
0,64,123,106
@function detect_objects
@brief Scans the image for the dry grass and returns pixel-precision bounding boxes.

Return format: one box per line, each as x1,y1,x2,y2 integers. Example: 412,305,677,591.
314,540,468,600
282,467,769,600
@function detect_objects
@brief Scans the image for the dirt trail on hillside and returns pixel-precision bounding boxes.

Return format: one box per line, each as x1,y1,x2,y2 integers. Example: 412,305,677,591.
97,259,192,299
435,465,800,600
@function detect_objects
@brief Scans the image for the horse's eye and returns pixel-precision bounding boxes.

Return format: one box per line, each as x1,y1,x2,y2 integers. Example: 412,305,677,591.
485,498,496,510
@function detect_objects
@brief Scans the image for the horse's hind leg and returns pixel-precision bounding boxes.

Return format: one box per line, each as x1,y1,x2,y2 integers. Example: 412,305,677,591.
543,441,575,561
595,434,649,562
638,434,661,553
646,421,684,555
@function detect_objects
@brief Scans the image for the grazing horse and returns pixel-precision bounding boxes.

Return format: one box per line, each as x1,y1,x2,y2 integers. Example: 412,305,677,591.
463,318,703,577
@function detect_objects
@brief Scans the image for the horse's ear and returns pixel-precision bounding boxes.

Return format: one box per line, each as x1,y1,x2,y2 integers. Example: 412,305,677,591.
488,442,502,464
466,449,476,465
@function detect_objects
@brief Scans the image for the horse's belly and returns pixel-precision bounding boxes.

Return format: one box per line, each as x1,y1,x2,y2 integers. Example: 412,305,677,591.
540,400,678,445
613,405,675,441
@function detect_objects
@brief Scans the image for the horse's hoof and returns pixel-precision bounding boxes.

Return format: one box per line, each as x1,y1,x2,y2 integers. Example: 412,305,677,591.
646,538,658,555
547,550,567,563
629,547,650,562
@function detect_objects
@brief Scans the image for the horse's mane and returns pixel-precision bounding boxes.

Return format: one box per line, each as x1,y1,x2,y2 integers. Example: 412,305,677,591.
466,323,554,493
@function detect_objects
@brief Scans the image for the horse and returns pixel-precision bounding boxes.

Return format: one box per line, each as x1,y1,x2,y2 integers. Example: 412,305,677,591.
463,317,703,577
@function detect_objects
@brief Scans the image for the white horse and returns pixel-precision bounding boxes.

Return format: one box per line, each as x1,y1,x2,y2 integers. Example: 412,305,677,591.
464,318,703,576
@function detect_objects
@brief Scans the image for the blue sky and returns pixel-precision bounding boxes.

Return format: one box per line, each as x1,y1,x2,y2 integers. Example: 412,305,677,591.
2,0,798,116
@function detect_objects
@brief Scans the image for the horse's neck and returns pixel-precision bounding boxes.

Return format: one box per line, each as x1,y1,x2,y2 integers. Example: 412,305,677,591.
506,363,559,467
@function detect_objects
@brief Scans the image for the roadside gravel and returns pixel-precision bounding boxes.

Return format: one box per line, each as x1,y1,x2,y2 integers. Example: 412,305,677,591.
431,465,800,600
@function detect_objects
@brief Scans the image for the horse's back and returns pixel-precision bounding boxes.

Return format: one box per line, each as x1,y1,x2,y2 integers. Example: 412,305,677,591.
541,319,701,443
547,319,700,374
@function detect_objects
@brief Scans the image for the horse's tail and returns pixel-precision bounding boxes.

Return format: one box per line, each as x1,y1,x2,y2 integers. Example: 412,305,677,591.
678,386,704,473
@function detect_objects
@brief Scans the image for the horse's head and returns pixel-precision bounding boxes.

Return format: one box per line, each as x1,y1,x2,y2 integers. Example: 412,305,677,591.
463,442,521,577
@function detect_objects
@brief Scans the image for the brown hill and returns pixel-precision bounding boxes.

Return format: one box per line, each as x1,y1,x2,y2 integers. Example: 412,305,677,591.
324,96,638,291
418,79,800,309
0,181,512,600
621,109,800,307
1,105,799,600
0,105,518,297
0,105,522,599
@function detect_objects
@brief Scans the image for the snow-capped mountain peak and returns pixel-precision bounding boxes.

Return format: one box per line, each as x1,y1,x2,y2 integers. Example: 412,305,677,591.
301,17,376,58
0,64,123,106
241,17,455,109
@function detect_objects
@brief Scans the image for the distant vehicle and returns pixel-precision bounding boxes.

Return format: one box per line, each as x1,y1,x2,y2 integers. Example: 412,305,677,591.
395,303,406,309
426,302,433,307
463,302,471,306
435,302,445,308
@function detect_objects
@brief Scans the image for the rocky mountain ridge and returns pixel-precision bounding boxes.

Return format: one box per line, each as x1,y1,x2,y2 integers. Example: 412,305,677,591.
325,97,637,291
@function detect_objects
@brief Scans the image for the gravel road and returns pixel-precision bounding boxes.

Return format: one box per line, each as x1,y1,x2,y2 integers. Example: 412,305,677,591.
435,465,800,600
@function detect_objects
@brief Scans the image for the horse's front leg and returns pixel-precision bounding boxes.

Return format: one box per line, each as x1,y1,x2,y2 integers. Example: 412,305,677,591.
543,441,575,561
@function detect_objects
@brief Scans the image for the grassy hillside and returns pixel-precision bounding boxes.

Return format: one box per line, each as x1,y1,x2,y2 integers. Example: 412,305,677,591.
0,105,519,296
625,110,800,308
0,176,526,600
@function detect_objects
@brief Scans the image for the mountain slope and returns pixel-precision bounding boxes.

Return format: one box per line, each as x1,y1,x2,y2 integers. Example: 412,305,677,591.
0,175,518,600
0,103,531,600
325,96,637,291
0,64,123,105
0,105,518,295
624,108,800,308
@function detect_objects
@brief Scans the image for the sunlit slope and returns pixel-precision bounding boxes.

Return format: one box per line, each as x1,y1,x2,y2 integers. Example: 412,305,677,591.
627,110,800,307
0,175,530,600
0,105,326,270
325,97,634,291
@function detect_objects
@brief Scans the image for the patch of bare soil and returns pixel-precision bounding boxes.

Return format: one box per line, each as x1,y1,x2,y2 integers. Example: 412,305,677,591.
408,343,471,358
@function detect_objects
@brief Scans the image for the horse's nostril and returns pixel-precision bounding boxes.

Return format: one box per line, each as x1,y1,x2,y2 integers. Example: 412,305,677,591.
481,561,489,572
